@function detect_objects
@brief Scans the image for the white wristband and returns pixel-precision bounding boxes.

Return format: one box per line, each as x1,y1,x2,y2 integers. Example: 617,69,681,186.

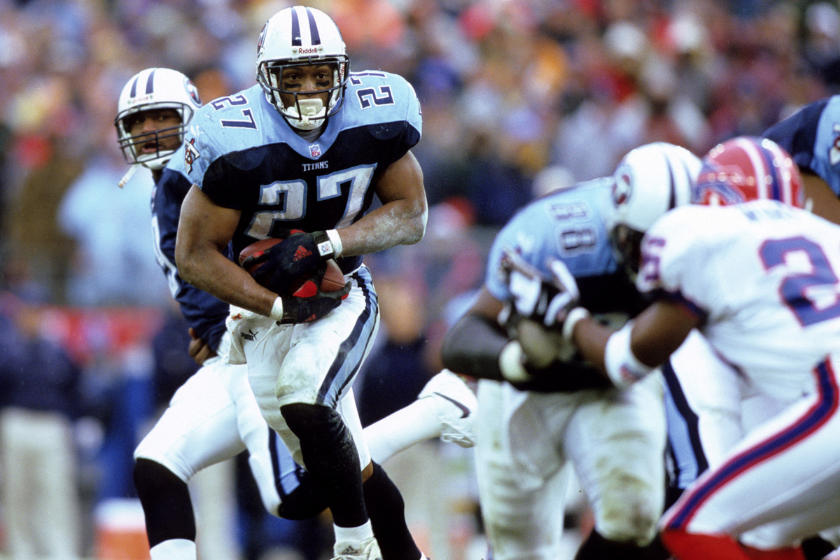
562,307,590,343
269,297,284,322
499,341,532,383
604,322,653,389
326,229,343,257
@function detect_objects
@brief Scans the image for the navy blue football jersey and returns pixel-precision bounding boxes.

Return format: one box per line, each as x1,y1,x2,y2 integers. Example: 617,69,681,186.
183,71,422,274
763,96,840,196
153,150,229,352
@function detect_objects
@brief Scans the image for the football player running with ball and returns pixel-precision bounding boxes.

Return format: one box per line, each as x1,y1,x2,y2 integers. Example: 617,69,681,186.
116,63,476,560
175,6,432,560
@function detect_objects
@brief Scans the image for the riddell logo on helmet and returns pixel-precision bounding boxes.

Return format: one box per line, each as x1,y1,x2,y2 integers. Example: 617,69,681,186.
293,46,322,55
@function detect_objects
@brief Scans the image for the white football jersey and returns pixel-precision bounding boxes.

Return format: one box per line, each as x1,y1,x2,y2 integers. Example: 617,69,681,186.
638,200,840,401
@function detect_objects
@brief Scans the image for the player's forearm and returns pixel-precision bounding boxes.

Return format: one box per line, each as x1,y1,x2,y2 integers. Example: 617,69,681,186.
441,313,509,382
177,244,277,317
337,200,427,257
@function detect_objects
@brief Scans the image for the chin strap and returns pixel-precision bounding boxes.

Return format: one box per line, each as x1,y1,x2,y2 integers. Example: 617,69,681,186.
117,164,139,189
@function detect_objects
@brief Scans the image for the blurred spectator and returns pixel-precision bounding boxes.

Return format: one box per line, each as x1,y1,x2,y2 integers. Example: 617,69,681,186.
0,292,87,560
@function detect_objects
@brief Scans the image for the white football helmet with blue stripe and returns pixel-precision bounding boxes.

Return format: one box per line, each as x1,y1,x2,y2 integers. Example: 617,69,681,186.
609,142,702,275
115,67,201,170
256,6,349,131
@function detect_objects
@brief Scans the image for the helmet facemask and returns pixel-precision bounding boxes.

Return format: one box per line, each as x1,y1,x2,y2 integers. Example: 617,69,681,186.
257,57,348,131
115,103,193,170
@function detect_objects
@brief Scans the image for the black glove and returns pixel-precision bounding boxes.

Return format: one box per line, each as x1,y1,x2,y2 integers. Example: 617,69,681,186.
248,231,336,295
278,279,350,324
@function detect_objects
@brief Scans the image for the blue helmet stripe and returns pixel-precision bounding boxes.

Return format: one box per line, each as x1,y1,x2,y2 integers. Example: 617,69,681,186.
291,8,301,46
129,75,139,98
306,7,321,45
667,159,677,210
145,69,156,95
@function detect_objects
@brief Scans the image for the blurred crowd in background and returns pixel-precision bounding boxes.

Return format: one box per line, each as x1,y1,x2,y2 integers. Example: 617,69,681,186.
1,0,840,558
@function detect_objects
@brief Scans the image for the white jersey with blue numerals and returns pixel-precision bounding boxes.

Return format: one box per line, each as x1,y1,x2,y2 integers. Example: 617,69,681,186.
640,200,840,401
763,96,840,197
183,71,421,274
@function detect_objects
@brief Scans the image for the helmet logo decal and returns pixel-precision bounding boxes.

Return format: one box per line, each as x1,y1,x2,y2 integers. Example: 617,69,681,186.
257,23,268,55
831,123,840,166
184,78,201,106
612,170,632,206
184,138,201,173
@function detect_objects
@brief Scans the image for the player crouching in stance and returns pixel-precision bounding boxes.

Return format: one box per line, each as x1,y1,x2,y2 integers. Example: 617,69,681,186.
558,138,840,560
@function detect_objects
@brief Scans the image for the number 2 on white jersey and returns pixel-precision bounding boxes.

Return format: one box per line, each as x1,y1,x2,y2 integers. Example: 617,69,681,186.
759,236,840,326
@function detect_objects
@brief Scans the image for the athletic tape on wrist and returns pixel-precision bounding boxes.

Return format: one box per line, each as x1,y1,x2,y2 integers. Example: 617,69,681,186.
499,341,532,383
269,297,285,322
604,322,653,389
326,229,343,257
562,307,590,343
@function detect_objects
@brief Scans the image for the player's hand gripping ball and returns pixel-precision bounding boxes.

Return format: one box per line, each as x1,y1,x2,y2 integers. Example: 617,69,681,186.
241,231,336,295
239,237,349,324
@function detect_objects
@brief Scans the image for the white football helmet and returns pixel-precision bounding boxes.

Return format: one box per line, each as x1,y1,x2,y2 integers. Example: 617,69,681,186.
609,142,702,275
115,67,201,170
256,6,349,130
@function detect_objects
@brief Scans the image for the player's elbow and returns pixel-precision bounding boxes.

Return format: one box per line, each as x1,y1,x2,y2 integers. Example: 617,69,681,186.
402,203,427,245
174,237,201,285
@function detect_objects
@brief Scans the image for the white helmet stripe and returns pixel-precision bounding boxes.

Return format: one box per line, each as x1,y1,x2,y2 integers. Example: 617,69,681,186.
736,137,769,200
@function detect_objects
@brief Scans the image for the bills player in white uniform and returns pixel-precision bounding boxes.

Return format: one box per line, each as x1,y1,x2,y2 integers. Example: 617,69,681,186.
441,144,704,560
175,6,434,560
559,146,840,559
115,64,477,560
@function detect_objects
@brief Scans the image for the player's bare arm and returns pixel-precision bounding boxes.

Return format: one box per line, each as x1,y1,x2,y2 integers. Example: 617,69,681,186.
176,185,278,317
801,172,840,225
441,287,510,380
335,150,427,256
571,300,699,386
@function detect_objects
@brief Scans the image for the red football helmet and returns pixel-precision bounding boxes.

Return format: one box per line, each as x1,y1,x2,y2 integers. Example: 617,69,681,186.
692,136,804,208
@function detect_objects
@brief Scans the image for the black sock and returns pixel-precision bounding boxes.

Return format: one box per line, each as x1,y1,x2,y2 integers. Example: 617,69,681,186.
575,529,648,560
133,458,196,547
363,462,422,560
281,403,368,528
802,536,837,560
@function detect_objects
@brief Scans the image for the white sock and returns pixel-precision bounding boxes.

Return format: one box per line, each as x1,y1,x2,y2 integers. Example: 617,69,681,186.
150,538,197,560
334,520,374,543
363,398,441,464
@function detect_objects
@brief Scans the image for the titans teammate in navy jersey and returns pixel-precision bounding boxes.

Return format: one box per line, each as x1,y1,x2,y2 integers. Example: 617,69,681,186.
763,96,840,225
175,7,427,560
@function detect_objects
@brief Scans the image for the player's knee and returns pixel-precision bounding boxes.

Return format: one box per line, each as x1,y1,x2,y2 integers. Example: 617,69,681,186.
133,458,187,498
594,484,660,544
280,403,345,444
